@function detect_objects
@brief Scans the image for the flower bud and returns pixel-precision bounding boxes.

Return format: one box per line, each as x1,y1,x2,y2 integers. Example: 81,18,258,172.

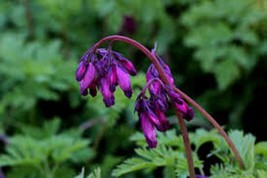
76,61,87,81
116,66,133,98
140,113,157,148
155,109,169,131
113,52,137,76
108,65,117,92
99,78,115,107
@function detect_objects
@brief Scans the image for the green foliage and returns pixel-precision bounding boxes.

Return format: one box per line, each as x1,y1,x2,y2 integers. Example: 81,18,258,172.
181,0,267,90
0,32,77,120
0,119,94,178
113,129,267,177
113,129,202,177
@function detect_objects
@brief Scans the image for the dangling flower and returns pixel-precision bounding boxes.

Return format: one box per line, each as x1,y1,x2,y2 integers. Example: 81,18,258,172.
75,61,87,81
166,86,194,121
113,52,137,75
79,62,96,94
135,47,194,148
107,64,117,92
135,96,159,148
116,66,133,98
135,80,171,148
75,47,137,107
140,112,157,148
99,77,115,107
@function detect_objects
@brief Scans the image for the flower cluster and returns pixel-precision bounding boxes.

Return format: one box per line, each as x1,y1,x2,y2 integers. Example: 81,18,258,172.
135,50,194,148
75,48,137,107
75,45,194,148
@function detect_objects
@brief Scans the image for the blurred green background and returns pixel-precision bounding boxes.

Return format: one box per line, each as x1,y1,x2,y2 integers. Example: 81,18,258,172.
0,0,267,177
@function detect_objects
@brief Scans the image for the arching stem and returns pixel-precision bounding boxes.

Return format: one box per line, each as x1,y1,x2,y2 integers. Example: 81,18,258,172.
172,86,245,169
93,35,196,177
92,35,245,174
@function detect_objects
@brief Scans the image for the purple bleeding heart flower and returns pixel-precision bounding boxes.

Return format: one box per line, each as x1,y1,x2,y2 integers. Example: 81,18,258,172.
146,63,175,86
148,79,162,96
76,61,87,81
79,80,88,96
98,77,115,107
166,87,194,121
116,66,133,98
154,108,169,131
107,65,117,92
79,63,96,94
135,93,170,147
135,96,158,148
140,113,157,148
135,46,194,148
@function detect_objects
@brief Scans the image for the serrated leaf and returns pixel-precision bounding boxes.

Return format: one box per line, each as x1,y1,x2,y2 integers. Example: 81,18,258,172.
190,129,223,151
229,130,256,170
112,158,155,177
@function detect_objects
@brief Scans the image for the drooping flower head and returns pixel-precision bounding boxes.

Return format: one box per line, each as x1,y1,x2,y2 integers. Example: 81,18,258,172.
75,47,137,107
165,86,194,121
135,95,158,148
135,47,194,148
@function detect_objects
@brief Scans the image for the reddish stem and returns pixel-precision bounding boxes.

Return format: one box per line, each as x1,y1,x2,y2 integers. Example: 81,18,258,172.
175,110,196,178
92,35,245,174
93,35,196,177
172,86,245,169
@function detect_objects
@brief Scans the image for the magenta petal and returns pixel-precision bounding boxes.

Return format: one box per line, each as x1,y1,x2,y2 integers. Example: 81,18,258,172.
79,80,88,96
119,58,137,75
167,89,183,104
113,52,137,76
116,66,132,98
174,101,188,114
99,78,115,107
76,61,87,81
140,114,157,148
155,109,169,131
163,64,175,84
146,108,163,131
82,63,96,89
155,99,168,112
183,107,194,121
103,96,115,107
174,102,194,121
108,65,117,92
148,80,162,95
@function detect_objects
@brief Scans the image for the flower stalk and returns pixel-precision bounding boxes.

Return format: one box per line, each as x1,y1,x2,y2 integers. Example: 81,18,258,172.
78,35,245,177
